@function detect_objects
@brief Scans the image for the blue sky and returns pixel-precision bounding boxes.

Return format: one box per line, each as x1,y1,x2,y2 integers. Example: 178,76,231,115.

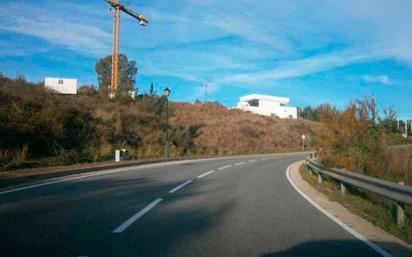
1,0,411,117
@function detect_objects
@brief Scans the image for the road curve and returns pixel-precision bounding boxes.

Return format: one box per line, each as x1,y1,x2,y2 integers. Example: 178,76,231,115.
0,154,382,257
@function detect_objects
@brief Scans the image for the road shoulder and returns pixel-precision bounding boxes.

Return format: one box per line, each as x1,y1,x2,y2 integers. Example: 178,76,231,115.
288,160,412,257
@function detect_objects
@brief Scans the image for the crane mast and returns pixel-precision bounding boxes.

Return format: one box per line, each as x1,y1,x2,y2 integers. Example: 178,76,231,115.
111,0,120,93
103,0,148,95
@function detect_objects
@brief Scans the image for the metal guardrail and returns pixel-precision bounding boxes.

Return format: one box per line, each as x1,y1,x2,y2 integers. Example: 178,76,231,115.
305,154,412,226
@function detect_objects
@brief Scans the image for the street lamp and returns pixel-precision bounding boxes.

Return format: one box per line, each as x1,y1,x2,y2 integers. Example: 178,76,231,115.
163,87,171,159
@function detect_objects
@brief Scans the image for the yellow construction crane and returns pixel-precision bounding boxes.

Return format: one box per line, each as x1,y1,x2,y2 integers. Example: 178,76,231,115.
104,0,148,94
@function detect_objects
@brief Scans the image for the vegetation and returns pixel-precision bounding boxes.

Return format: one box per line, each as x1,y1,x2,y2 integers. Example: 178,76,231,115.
300,165,412,243
95,54,137,98
0,73,320,171
300,98,412,243
0,73,180,170
300,103,338,122
304,97,412,185
172,101,322,155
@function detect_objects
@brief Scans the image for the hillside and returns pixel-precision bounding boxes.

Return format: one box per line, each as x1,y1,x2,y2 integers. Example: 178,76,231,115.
172,102,322,155
0,74,322,171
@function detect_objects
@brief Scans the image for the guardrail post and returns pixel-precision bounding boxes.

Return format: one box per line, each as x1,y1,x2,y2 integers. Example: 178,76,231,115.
340,183,346,195
397,182,405,227
318,173,323,184
397,202,405,227
306,164,313,176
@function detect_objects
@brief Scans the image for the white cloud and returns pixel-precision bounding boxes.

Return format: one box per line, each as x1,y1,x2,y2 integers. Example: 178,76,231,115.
0,1,111,56
215,45,388,84
363,75,391,85
1,0,412,96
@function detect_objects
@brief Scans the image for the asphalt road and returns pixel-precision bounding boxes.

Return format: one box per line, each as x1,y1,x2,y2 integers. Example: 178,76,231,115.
0,154,383,257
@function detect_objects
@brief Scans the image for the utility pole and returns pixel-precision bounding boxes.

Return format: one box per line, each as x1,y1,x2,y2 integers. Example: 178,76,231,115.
405,119,408,135
410,120,412,134
406,120,412,134
204,84,208,103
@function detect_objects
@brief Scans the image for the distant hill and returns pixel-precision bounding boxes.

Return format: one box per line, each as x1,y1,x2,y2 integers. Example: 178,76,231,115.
0,74,322,170
171,101,322,155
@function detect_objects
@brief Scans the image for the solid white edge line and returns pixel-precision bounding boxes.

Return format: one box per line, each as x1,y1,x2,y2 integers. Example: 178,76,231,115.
112,198,163,234
0,181,63,195
248,159,257,163
0,168,138,196
285,163,393,257
0,153,299,195
169,180,193,193
218,165,232,170
198,170,215,178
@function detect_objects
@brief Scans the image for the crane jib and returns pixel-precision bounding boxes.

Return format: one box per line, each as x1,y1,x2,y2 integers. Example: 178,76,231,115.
104,0,148,23
120,6,147,22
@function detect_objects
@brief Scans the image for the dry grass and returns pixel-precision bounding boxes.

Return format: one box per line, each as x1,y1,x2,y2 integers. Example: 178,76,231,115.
385,148,412,184
300,165,412,244
0,73,325,171
171,101,324,155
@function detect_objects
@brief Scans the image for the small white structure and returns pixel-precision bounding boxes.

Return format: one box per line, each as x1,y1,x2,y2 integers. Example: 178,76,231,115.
235,94,298,119
45,77,77,95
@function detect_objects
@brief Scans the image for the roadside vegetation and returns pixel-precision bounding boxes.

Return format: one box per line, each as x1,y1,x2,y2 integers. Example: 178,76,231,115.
302,98,412,185
300,165,412,244
0,72,320,171
299,99,412,243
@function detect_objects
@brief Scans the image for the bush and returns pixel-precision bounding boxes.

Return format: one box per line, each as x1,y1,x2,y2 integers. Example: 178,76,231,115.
317,96,412,185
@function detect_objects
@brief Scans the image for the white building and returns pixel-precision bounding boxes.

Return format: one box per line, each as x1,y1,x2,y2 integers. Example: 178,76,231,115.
235,94,298,119
45,77,77,95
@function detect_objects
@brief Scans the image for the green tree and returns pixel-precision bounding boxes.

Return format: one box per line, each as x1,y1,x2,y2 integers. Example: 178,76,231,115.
95,54,138,97
149,82,155,95
78,85,98,96
301,106,318,121
379,106,398,133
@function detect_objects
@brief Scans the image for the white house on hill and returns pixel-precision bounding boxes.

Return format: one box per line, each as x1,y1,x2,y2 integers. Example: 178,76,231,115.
235,94,298,119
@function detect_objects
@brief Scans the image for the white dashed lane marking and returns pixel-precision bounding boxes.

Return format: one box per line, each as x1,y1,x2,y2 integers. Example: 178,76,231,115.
198,170,215,178
218,165,232,170
169,180,193,194
112,198,163,234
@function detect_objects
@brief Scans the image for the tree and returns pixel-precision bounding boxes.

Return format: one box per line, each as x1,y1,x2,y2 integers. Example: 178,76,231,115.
379,106,398,133
78,85,98,96
300,106,318,121
149,82,155,95
301,103,340,122
95,54,138,97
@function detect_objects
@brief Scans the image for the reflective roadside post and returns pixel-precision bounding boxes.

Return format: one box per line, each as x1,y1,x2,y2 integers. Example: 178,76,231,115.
163,87,171,159
115,149,120,162
301,134,306,151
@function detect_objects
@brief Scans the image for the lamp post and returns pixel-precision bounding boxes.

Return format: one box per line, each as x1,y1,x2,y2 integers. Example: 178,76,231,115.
163,87,171,159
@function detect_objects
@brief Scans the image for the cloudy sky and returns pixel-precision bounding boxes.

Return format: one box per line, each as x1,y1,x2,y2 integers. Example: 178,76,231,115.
0,0,411,117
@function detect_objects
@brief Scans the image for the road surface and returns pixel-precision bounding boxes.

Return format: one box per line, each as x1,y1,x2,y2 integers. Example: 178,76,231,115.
0,154,382,257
